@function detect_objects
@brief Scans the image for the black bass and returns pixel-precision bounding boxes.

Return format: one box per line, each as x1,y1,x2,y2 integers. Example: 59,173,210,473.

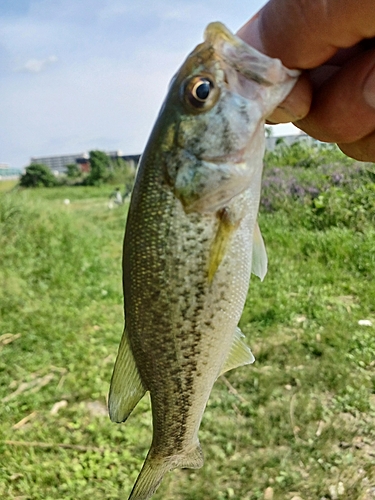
109,22,299,500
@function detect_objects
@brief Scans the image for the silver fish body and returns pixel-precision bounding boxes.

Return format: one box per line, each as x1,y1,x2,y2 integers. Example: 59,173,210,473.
109,22,299,500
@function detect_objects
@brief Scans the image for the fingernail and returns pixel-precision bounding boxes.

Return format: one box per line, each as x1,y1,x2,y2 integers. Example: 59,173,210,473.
363,63,375,109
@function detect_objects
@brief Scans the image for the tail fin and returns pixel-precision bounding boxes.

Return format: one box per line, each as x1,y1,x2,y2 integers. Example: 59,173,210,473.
129,444,204,500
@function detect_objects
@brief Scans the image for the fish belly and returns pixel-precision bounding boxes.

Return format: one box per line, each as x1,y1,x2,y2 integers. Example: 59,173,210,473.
122,185,254,499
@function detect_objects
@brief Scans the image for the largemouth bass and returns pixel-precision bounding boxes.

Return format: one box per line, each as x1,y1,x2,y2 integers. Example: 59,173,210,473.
109,22,299,500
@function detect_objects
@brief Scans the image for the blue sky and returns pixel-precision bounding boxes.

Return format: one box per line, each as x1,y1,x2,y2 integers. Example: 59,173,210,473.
0,0,297,169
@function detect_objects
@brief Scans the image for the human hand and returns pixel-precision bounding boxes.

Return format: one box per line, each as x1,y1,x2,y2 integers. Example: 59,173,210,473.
237,0,375,161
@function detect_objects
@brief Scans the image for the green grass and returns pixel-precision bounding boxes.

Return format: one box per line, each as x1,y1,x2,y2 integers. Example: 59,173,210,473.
0,179,18,192
1,177,375,500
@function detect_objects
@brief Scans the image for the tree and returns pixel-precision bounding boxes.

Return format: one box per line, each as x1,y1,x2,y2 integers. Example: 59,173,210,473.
84,150,110,185
66,163,80,178
19,164,57,188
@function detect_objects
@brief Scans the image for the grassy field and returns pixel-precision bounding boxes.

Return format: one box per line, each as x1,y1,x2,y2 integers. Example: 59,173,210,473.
1,149,375,500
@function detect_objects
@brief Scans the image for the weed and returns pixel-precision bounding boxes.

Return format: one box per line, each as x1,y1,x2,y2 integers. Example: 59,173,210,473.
1,142,375,499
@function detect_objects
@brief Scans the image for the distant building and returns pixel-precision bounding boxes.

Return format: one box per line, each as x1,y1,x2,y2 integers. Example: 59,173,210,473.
30,152,89,175
0,163,23,179
76,155,90,173
30,150,141,175
120,154,141,171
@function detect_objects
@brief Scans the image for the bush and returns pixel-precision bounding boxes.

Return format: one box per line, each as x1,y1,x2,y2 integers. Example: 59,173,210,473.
83,150,110,186
261,139,375,231
264,137,353,169
66,163,80,178
19,164,57,188
107,158,136,194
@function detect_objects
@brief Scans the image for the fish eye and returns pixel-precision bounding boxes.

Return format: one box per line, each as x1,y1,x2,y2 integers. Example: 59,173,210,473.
192,79,211,102
184,76,218,111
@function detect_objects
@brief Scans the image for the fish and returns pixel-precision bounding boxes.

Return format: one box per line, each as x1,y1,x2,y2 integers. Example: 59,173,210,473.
108,22,299,500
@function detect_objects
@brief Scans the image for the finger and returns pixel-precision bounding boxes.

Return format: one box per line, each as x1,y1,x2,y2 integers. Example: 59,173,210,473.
238,0,375,69
266,72,312,123
293,48,375,143
338,130,375,162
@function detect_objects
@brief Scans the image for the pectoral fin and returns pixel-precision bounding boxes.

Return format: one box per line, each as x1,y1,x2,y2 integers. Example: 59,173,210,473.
108,328,146,423
219,327,255,377
251,222,267,281
208,208,239,283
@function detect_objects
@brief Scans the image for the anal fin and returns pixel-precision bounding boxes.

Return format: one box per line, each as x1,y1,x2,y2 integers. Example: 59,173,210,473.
219,327,255,377
108,328,146,423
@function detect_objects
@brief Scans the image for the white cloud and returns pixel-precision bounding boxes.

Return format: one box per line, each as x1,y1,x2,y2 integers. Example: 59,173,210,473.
22,55,58,73
0,0,268,168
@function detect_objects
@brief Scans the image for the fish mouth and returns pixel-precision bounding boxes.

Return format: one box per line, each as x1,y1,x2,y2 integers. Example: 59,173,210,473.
200,146,247,166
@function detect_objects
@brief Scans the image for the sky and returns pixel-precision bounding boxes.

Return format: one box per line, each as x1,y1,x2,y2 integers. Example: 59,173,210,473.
0,0,299,169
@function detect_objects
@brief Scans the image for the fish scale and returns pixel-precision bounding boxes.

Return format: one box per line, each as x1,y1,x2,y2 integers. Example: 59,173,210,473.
142,202,250,451
108,21,299,500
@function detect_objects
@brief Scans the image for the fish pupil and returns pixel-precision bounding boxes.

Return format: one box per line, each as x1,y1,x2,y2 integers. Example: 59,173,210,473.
194,80,211,101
